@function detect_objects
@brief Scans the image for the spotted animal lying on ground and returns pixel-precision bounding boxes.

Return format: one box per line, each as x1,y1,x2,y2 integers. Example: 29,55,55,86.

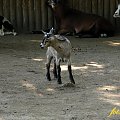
0,15,17,36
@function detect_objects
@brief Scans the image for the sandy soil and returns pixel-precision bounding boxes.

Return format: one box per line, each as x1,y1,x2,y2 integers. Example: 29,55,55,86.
0,34,120,120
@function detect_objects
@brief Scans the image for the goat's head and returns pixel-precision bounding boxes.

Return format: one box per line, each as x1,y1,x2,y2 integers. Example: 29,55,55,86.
47,0,61,8
113,4,120,17
40,28,55,48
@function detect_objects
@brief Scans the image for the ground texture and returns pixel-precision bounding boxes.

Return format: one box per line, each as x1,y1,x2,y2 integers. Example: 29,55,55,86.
0,34,120,120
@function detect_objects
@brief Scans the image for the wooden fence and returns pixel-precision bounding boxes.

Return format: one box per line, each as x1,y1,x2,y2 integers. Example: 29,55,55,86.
0,0,120,33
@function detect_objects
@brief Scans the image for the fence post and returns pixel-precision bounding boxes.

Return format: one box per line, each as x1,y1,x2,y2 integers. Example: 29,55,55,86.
23,0,29,32
29,0,35,32
16,0,23,32
35,0,42,31
41,0,48,30
0,0,3,15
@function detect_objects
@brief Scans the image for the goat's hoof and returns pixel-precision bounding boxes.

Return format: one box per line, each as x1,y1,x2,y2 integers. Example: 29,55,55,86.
58,81,62,84
54,76,58,79
0,32,4,36
47,79,51,81
46,77,51,81
100,33,107,38
46,74,51,81
13,32,17,36
71,81,75,84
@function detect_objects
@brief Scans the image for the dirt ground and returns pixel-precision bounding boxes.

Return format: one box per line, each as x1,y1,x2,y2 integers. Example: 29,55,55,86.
0,34,120,120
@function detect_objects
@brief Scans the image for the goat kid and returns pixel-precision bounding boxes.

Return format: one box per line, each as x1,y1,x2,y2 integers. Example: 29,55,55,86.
48,0,114,37
40,28,75,84
0,16,17,36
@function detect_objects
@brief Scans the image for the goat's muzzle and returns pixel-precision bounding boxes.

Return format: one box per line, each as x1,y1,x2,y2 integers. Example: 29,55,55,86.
40,43,44,49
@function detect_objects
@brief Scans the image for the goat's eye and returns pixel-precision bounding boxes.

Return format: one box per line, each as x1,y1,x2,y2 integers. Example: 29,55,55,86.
45,40,49,44
47,35,50,38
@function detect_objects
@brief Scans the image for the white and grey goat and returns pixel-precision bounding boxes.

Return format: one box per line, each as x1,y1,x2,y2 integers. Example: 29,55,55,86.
40,28,75,84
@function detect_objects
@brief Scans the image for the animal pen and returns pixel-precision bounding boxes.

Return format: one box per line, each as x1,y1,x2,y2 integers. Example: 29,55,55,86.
0,0,120,33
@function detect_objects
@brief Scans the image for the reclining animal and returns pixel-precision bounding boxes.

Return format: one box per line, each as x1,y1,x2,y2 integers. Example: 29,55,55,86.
0,15,17,36
47,0,114,37
40,28,75,84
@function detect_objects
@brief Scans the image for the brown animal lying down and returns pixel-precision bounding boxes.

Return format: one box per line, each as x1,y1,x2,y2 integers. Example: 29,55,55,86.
48,0,115,37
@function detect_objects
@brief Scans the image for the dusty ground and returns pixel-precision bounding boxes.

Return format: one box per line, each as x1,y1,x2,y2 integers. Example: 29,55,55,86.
0,34,120,120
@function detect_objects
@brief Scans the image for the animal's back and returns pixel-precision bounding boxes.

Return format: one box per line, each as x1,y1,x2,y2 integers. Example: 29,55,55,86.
46,35,71,60
64,11,114,35
51,3,114,37
54,35,71,58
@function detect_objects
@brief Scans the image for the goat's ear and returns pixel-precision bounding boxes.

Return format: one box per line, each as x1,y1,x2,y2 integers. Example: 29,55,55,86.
49,27,54,34
41,30,46,35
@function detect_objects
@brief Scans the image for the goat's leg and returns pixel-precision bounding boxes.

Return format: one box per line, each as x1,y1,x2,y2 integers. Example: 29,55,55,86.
46,56,53,81
57,65,62,84
56,59,62,84
53,60,57,79
68,59,75,84
0,25,4,36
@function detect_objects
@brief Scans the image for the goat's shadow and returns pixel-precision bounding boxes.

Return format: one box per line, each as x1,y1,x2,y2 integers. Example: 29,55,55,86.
35,81,86,97
55,82,86,93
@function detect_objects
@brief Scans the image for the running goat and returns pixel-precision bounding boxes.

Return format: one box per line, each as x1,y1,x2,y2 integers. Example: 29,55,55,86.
40,28,75,84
